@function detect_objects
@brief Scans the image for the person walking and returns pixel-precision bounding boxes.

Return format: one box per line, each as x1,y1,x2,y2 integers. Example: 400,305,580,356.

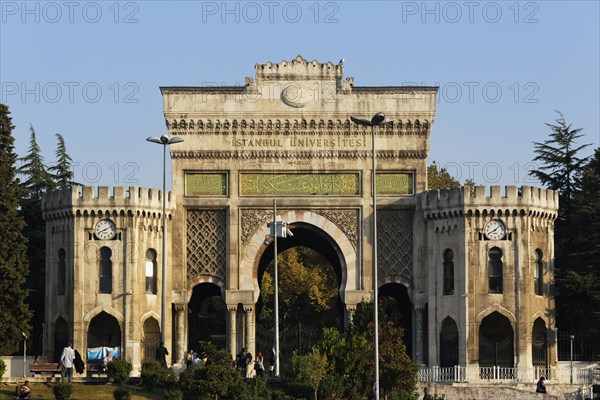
60,342,76,384
254,351,265,377
156,342,169,368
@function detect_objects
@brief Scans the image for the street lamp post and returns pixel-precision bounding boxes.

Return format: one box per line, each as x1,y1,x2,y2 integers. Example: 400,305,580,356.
351,113,388,400
570,334,575,384
146,134,184,345
265,198,292,377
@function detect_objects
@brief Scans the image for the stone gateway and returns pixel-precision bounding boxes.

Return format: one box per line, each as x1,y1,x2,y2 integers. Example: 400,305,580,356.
42,56,557,375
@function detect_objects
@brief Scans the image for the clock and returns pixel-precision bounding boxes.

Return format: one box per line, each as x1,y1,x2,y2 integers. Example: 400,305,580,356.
95,219,116,240
484,220,506,240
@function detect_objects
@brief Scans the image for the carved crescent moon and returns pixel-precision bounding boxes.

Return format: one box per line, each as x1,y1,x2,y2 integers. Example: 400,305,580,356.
281,84,313,108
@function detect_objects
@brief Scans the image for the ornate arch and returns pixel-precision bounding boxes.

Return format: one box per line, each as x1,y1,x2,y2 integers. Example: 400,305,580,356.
187,275,226,301
475,303,516,326
83,305,124,325
240,210,357,301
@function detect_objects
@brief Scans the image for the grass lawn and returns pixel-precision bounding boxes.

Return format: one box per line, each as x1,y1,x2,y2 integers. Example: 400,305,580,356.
0,382,166,400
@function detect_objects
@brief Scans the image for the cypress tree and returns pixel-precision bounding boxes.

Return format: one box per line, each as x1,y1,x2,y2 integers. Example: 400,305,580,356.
49,133,77,188
0,103,32,355
17,124,54,355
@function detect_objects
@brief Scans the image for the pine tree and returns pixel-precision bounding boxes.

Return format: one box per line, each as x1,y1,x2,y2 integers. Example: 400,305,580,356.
17,124,54,355
49,133,77,188
18,124,55,198
529,113,593,335
529,112,590,211
0,103,32,355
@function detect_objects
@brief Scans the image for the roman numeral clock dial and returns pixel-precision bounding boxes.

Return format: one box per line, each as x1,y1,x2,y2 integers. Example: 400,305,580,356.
484,220,506,240
95,219,116,240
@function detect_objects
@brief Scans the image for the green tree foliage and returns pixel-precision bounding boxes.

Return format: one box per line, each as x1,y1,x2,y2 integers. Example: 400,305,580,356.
427,162,461,190
178,341,245,400
260,247,339,329
291,348,328,400
49,133,77,188
555,148,600,334
529,112,590,209
0,103,32,355
18,124,55,198
529,113,598,334
352,301,418,397
106,359,133,385
17,125,55,355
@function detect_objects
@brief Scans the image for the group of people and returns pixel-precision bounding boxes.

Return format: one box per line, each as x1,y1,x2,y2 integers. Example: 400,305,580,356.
234,348,272,378
186,349,212,367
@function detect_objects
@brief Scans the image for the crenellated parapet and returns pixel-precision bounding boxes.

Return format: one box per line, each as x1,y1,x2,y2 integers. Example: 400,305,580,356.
42,186,175,221
421,185,558,221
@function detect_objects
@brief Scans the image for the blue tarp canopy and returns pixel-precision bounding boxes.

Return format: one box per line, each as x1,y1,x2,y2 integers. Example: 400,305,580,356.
87,346,120,360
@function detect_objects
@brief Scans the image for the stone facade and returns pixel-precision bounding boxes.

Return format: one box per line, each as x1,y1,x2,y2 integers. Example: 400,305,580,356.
42,56,558,372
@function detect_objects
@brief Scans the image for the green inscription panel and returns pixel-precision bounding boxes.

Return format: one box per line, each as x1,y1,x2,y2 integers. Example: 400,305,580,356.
240,173,360,196
376,173,414,195
186,173,228,196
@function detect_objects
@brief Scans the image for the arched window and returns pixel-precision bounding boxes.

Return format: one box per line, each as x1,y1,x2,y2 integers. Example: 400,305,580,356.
145,249,157,294
443,249,454,295
488,247,503,293
534,249,544,296
99,247,112,294
58,248,66,296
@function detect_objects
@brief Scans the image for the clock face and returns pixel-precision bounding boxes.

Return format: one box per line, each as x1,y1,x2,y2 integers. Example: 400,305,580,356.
95,219,116,240
484,220,506,240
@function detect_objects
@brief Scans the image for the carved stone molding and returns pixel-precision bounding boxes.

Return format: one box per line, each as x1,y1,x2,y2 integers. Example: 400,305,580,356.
172,149,427,160
241,209,358,251
241,210,274,243
186,209,227,281
378,209,413,282
314,209,358,251
166,117,431,136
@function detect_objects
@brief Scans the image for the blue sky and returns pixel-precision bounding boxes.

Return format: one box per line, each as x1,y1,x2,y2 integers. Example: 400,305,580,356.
1,0,599,189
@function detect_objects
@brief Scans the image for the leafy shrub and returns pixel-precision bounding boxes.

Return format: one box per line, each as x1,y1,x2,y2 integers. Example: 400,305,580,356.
106,359,132,385
112,386,132,400
140,361,161,390
178,342,245,400
165,388,184,400
161,367,178,390
52,382,73,400
0,359,6,378
386,388,418,400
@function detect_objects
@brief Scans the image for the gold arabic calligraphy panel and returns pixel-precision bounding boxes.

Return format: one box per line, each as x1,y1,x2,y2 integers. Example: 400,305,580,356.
376,173,414,196
186,173,228,196
240,173,360,196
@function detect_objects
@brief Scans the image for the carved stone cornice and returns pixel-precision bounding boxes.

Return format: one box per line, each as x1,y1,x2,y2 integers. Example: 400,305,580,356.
165,117,431,136
172,150,427,160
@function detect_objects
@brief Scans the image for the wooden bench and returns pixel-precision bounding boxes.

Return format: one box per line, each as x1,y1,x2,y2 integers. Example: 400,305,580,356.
29,363,62,377
87,360,106,377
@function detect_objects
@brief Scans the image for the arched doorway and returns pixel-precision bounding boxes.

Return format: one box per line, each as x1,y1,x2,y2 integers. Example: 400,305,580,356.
256,223,344,366
53,317,68,362
188,283,226,351
440,317,459,367
532,318,548,368
379,283,413,359
142,317,160,362
479,311,514,367
87,312,121,349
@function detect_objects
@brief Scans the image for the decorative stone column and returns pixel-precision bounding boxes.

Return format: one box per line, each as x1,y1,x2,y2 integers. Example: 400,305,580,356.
244,305,255,356
227,306,238,358
414,303,426,365
345,304,357,330
174,303,186,365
